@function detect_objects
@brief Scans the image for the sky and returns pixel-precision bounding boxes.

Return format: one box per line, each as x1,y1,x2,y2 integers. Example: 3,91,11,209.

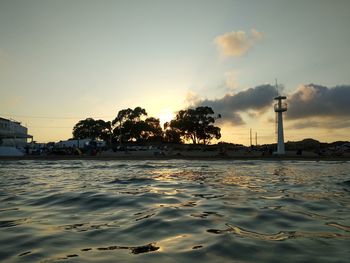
1,0,350,144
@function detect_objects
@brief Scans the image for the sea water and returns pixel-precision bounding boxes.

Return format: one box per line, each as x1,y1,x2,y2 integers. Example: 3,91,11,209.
0,160,349,262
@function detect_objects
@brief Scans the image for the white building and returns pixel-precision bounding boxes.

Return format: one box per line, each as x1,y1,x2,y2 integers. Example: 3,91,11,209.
0,117,33,147
56,138,106,149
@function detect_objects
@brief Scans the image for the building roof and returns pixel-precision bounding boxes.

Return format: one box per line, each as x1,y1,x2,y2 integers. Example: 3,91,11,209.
0,117,21,124
0,117,10,122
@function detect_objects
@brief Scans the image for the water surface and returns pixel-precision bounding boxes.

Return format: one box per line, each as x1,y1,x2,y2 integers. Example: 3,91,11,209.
0,160,349,262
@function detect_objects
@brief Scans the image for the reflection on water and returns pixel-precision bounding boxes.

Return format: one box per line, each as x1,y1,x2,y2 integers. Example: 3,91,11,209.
0,160,349,262
208,223,350,241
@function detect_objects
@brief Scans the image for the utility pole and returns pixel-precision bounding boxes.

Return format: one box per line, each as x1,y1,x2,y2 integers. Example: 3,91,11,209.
250,128,252,147
255,132,257,146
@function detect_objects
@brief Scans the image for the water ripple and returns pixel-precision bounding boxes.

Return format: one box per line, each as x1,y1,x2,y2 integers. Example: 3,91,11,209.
0,160,349,262
207,223,350,241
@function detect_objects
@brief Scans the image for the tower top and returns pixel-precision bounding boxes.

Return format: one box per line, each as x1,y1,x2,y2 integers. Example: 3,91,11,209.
274,79,287,101
274,95,287,100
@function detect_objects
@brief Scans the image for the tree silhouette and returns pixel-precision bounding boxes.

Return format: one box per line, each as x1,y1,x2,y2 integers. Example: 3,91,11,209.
143,117,163,141
163,121,182,144
73,106,221,146
112,107,149,142
167,106,221,144
73,118,112,141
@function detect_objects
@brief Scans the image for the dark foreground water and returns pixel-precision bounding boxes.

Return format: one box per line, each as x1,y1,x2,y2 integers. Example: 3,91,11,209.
0,160,349,262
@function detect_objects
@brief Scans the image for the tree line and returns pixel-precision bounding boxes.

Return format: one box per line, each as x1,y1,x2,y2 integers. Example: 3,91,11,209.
72,106,221,145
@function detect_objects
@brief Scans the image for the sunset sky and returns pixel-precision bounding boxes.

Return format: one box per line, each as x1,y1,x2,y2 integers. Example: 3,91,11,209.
1,0,349,144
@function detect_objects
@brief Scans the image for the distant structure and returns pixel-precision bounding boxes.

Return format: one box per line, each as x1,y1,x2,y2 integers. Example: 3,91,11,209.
56,138,106,149
0,117,33,147
250,128,252,147
274,82,287,155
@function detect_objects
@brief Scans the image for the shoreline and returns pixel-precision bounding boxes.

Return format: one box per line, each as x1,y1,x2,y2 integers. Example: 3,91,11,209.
1,154,349,161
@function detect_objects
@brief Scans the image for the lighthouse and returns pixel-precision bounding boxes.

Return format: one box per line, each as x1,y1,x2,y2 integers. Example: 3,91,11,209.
274,85,287,155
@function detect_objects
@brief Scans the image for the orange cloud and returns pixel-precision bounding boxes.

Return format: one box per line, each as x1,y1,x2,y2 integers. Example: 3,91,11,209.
215,29,263,58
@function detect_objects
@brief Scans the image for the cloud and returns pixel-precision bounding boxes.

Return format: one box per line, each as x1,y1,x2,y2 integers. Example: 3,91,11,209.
215,29,263,58
286,84,350,119
284,84,350,129
185,90,201,107
288,119,350,130
251,28,263,41
197,84,276,125
193,83,350,129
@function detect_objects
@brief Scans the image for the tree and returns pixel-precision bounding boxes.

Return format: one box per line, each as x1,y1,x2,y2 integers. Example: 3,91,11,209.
163,122,183,144
167,106,221,144
73,118,112,141
143,117,163,141
112,107,149,142
98,120,112,143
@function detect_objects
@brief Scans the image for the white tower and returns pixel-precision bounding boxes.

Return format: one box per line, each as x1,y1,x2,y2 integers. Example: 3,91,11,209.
274,84,287,155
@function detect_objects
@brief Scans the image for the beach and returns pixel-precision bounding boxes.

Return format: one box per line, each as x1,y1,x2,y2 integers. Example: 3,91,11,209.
1,149,349,161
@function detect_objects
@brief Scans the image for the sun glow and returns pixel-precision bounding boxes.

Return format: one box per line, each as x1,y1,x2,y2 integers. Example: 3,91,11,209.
158,109,175,127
